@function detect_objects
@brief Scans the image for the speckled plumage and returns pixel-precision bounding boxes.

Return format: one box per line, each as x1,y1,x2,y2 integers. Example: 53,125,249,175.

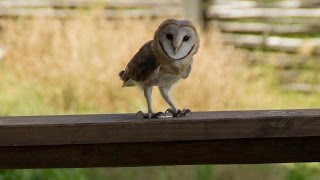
119,19,200,118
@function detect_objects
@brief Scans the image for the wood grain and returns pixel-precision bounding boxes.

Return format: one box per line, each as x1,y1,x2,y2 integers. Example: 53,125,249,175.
0,109,320,146
1,109,320,168
1,137,320,168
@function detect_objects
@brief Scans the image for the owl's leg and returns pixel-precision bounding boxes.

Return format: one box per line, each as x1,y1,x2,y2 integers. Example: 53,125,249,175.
159,86,191,117
159,86,177,113
136,86,163,118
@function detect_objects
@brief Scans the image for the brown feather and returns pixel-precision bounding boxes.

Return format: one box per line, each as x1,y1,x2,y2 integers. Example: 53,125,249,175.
119,40,160,87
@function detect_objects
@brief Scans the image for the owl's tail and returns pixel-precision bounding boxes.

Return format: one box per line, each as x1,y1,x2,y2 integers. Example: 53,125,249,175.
119,70,129,82
119,70,134,87
119,70,125,79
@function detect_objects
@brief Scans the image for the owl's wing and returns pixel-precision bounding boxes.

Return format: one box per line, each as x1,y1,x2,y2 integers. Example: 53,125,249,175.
119,40,160,87
181,64,192,79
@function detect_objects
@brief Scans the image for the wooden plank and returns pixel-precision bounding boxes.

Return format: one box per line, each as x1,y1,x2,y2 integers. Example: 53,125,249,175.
0,109,320,168
0,0,181,18
0,8,181,18
1,109,320,146
1,137,320,168
105,0,181,9
182,0,203,26
222,33,320,53
215,22,320,34
208,7,320,19
212,0,320,9
0,0,180,9
281,83,320,93
213,0,257,8
0,0,94,8
0,9,77,18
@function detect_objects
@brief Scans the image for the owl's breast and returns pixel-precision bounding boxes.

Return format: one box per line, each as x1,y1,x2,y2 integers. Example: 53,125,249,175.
151,71,181,87
151,57,192,86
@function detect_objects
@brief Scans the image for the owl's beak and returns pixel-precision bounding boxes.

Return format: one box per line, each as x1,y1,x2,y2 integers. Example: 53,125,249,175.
173,35,183,54
174,47,178,54
173,41,181,54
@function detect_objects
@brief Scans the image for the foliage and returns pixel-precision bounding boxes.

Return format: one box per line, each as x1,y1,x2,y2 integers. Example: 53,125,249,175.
286,163,320,180
0,169,87,180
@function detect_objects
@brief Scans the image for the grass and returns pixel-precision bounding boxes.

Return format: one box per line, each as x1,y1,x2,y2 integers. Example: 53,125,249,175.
0,16,253,115
0,14,320,179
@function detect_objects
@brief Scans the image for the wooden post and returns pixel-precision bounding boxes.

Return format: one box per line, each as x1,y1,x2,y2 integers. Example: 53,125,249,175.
182,0,204,28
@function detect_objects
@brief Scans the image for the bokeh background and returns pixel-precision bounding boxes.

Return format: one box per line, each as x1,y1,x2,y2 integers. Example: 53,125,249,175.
0,0,320,179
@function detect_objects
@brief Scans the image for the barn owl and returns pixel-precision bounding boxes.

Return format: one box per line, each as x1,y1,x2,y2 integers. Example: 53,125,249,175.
119,19,200,118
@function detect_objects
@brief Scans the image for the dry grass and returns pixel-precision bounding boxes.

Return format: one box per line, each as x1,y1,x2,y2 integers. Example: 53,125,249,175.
0,16,255,115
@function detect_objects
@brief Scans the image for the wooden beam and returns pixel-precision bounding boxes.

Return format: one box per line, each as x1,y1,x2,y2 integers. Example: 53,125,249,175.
0,8,180,18
281,83,320,93
1,109,320,168
0,0,181,18
0,0,180,9
2,109,320,146
215,22,320,34
182,0,204,27
212,0,320,9
2,137,320,168
208,8,320,19
222,33,320,54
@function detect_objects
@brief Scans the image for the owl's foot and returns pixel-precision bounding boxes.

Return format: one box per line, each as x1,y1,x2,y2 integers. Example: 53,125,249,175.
136,111,164,119
165,108,192,117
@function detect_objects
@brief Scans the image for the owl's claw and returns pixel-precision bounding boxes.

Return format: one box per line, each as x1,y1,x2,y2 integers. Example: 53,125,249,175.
179,109,192,117
165,108,192,117
136,111,164,119
165,108,175,116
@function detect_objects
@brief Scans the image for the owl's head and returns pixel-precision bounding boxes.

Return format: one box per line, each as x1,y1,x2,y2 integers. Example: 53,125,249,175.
153,19,200,61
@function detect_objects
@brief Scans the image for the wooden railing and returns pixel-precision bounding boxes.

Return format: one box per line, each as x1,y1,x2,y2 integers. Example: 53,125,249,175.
1,109,320,169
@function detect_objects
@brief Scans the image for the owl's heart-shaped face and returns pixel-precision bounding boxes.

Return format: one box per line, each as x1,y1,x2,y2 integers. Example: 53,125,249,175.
158,24,197,60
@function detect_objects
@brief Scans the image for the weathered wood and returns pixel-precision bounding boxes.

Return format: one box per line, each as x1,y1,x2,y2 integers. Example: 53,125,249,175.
208,8,320,19
1,137,320,168
213,0,320,9
0,0,180,9
1,109,320,146
182,0,204,27
0,109,320,168
0,8,180,18
0,0,181,18
222,33,320,53
215,22,320,34
281,83,320,93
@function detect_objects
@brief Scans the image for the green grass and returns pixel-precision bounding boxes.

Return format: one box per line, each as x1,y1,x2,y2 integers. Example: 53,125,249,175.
0,169,88,180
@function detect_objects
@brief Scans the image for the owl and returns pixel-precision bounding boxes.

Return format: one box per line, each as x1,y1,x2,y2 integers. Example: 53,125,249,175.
119,19,200,118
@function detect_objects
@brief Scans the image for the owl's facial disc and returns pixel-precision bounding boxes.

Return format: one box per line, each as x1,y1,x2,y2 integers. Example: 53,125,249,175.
159,24,197,60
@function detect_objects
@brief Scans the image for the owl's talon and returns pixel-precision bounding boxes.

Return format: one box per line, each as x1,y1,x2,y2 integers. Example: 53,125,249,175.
136,111,164,119
154,112,165,118
136,111,144,117
165,108,192,117
180,109,192,117
165,108,176,116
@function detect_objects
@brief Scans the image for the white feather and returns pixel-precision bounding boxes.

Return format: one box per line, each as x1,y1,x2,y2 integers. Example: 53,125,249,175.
159,26,197,60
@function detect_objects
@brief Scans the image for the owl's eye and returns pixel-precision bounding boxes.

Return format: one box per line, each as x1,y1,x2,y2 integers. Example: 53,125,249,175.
166,34,173,40
183,36,190,41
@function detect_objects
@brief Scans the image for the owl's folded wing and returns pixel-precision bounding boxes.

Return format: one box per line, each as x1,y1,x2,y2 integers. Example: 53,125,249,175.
119,40,160,87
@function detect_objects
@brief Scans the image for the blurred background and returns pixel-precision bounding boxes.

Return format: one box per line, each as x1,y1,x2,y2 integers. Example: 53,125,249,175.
0,0,320,179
